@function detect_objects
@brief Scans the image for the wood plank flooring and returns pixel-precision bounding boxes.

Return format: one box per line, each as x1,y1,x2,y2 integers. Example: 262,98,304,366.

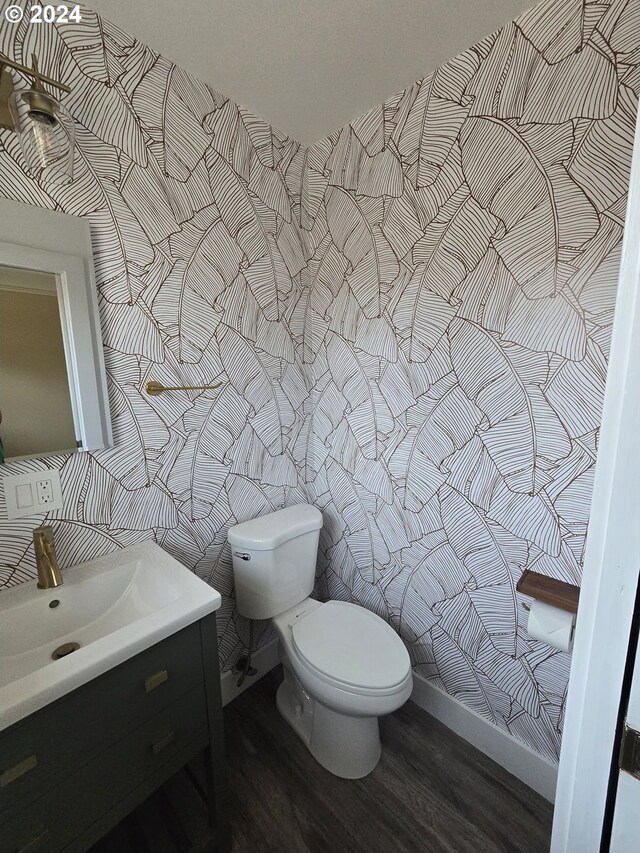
226,668,553,853
91,667,553,853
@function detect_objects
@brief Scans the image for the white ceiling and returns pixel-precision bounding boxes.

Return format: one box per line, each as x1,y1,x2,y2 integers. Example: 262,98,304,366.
88,0,534,144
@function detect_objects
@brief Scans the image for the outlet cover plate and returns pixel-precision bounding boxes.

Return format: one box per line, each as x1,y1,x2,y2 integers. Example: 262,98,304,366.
2,470,64,519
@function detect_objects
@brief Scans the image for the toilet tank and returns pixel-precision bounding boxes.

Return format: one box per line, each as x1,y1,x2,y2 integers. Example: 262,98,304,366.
227,505,323,620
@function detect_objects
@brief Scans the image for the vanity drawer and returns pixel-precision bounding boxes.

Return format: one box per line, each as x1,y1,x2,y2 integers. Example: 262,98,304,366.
0,621,203,820
0,684,208,853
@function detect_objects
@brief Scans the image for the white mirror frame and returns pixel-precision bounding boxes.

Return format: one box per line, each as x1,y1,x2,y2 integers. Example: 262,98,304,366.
0,200,112,456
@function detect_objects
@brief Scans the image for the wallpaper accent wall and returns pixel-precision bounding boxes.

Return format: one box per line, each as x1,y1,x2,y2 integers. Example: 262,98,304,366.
301,0,639,761
0,0,637,764
0,3,310,670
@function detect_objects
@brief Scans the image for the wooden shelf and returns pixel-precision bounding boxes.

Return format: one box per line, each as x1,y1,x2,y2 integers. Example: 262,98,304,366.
516,570,580,614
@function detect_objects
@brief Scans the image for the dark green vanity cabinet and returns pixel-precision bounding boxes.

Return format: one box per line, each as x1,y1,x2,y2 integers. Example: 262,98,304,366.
0,613,230,853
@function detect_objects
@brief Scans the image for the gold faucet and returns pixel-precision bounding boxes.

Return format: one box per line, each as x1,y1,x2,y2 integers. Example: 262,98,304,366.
33,526,63,589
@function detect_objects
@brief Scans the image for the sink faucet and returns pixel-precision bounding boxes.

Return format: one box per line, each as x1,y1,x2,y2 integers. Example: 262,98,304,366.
33,526,63,589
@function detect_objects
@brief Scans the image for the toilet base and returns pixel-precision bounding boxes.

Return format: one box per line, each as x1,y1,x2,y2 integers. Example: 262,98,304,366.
276,663,382,779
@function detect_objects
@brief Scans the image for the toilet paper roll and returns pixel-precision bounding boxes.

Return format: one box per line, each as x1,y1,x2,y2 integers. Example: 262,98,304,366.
527,600,575,653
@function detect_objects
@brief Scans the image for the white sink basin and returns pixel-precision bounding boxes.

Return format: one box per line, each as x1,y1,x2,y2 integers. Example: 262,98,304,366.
0,541,221,732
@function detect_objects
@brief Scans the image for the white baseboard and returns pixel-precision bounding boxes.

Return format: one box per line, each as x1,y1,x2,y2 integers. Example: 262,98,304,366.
410,671,558,803
220,639,280,706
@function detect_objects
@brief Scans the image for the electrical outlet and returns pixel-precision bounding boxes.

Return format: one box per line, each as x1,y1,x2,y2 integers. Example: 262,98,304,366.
3,469,64,519
37,479,55,505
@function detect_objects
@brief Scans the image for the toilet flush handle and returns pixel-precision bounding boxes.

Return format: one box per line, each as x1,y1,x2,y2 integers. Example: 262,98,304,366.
234,552,251,561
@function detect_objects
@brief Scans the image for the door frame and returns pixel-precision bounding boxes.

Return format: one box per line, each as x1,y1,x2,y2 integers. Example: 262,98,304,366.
551,105,640,850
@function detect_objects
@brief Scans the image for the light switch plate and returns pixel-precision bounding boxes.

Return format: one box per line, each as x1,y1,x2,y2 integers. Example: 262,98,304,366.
2,469,64,519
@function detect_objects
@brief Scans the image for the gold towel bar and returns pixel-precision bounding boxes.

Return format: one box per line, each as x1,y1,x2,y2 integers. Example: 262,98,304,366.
145,380,223,395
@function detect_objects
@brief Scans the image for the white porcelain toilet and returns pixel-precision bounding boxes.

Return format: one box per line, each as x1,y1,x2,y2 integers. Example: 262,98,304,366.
228,504,412,779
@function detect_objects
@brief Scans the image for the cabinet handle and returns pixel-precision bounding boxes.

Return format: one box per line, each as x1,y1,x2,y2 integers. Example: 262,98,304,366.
17,828,49,852
0,754,37,787
144,669,168,693
151,731,175,755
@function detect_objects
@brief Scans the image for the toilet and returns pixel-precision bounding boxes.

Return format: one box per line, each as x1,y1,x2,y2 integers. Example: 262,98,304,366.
228,504,412,779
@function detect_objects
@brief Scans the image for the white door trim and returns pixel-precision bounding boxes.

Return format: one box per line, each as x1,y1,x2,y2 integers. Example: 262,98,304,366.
551,106,640,851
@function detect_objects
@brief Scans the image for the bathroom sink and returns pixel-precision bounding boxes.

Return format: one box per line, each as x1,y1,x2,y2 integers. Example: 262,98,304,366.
0,541,221,732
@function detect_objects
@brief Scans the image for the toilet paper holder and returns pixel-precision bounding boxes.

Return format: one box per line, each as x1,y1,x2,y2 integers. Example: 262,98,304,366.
516,570,580,653
516,569,580,614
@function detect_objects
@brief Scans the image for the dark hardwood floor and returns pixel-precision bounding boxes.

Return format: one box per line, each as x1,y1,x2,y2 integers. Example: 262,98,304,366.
226,668,553,853
92,667,553,853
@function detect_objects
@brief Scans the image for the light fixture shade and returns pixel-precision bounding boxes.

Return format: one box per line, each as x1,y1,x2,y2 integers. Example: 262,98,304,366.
8,88,74,185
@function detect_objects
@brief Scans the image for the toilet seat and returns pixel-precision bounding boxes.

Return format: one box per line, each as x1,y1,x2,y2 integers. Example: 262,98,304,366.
291,601,410,695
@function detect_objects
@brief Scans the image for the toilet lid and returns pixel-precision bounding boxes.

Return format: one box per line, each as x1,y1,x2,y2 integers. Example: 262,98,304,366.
291,601,410,690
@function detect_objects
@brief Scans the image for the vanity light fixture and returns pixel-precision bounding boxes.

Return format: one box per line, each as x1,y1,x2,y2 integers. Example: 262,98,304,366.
0,52,74,184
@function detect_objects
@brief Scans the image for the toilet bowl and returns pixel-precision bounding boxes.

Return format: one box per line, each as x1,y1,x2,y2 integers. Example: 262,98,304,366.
228,504,413,779
272,597,412,778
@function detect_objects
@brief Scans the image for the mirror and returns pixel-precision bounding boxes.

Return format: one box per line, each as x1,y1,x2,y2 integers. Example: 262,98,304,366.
0,265,77,458
0,199,112,463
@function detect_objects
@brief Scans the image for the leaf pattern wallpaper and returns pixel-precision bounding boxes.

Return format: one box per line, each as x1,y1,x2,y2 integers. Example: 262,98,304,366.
0,0,638,765
300,0,639,763
0,1,310,672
